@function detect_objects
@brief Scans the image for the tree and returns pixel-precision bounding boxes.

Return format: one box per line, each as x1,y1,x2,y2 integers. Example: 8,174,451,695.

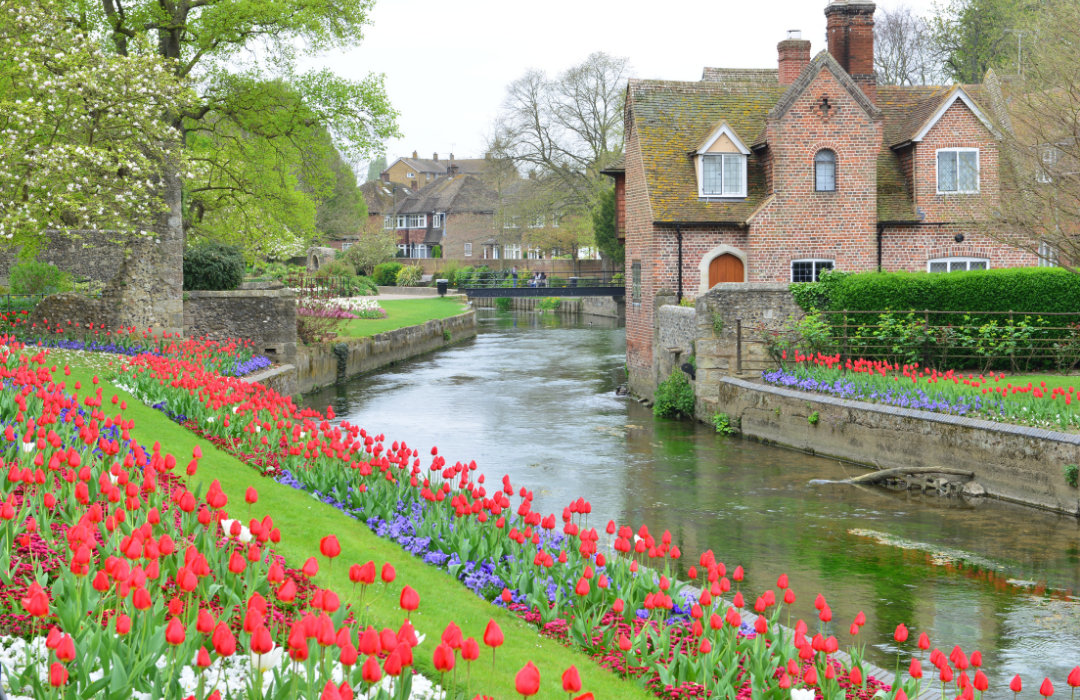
315,146,367,241
342,222,398,275
875,4,944,85
0,0,195,245
982,0,1080,270
365,156,388,183
60,0,399,255
927,0,1031,83
592,186,623,264
487,52,629,214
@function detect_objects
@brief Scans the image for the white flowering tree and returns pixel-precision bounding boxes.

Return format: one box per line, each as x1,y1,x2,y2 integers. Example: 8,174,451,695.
0,0,196,245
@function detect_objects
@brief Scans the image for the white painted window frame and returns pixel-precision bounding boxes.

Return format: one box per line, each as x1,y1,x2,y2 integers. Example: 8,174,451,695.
406,214,426,228
926,256,989,272
790,258,835,283
697,153,747,198
935,148,980,195
383,215,393,229
464,242,473,257
432,212,445,228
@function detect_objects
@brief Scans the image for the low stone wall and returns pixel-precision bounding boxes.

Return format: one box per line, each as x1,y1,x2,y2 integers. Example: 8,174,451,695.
581,296,625,320
243,364,299,398
376,286,439,296
184,286,297,366
712,377,1080,515
656,304,696,381
0,229,130,285
295,310,477,393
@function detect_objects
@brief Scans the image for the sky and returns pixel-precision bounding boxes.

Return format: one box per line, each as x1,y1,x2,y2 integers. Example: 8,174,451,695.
306,0,938,176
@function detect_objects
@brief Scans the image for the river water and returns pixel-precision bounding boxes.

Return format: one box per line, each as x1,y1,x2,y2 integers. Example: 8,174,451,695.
305,309,1080,695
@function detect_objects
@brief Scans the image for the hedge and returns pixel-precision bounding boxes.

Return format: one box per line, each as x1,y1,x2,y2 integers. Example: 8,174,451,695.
183,242,244,291
794,268,1080,315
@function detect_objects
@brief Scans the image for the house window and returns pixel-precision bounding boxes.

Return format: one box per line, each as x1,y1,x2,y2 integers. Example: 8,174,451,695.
527,246,542,260
1037,145,1060,184
397,244,408,256
416,244,428,259
631,262,641,303
383,215,393,229
504,244,522,259
529,215,544,228
406,172,414,179
937,148,979,193
700,154,746,197
464,243,472,257
1038,241,1057,267
791,259,834,283
407,214,426,228
927,257,988,273
815,150,836,191
432,213,445,228
551,213,561,228
341,242,353,251
396,215,407,229
503,215,520,229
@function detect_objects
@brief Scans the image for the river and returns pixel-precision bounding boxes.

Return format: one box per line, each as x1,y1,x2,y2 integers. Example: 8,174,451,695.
305,309,1080,695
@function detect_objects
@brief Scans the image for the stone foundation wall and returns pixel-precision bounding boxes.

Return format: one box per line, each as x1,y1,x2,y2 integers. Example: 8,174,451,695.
0,230,130,286
655,304,696,382
183,286,297,366
295,311,477,393
712,377,1080,516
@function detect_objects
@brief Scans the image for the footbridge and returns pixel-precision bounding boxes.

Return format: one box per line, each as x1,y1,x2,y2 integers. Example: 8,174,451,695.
458,273,625,298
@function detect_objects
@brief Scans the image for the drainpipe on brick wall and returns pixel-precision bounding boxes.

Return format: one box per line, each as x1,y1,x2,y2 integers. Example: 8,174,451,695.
877,223,884,272
676,225,684,304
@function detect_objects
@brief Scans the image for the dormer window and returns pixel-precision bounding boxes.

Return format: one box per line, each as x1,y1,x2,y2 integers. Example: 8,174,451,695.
695,121,750,199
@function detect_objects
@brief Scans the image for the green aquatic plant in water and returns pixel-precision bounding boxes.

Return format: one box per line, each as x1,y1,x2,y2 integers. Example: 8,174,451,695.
654,369,694,419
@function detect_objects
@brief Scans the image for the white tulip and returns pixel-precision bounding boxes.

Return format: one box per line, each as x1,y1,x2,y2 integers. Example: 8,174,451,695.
250,644,282,673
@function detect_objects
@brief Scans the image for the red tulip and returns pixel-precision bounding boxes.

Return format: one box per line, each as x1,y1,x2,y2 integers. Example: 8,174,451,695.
619,633,632,651
250,625,274,655
320,681,342,700
1068,667,1080,688
361,655,382,684
197,646,212,668
165,617,186,646
894,623,909,643
339,642,358,667
461,636,479,662
433,642,455,672
1041,679,1054,698
212,622,236,657
850,666,863,686
245,487,258,504
909,658,923,679
562,665,582,693
302,557,319,578
918,632,931,650
49,662,68,687
777,574,789,589
384,651,403,677
381,563,395,583
399,585,419,614
814,593,826,610
441,622,462,650
516,661,541,697
115,614,132,635
974,671,989,692
1012,675,1024,694
319,535,341,559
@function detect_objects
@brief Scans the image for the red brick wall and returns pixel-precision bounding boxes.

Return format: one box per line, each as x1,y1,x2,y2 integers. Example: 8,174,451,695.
614,174,626,242
624,104,657,395
881,225,1038,272
440,213,496,260
912,100,999,223
747,67,882,281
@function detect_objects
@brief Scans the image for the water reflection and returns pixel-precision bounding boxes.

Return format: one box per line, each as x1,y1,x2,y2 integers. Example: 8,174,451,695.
305,309,1080,695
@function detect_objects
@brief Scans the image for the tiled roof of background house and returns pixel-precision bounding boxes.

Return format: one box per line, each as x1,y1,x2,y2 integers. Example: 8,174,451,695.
396,158,489,176
701,68,779,84
359,180,413,215
393,175,499,216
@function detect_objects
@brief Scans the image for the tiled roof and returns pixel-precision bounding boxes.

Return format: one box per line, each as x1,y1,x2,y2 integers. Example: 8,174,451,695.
629,76,787,223
393,175,499,215
702,68,779,84
359,180,412,215
395,158,489,176
878,84,989,147
600,155,625,174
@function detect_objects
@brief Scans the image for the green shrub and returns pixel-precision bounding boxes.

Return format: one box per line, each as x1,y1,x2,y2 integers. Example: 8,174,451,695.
653,370,695,419
712,412,736,435
679,297,695,307
9,261,72,296
440,261,461,287
372,262,403,286
431,245,442,259
395,265,423,286
808,411,820,426
314,258,356,278
183,243,244,291
495,298,512,311
1064,463,1079,488
538,297,561,311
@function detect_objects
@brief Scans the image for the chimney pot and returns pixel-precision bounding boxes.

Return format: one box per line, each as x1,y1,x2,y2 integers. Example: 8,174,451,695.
433,152,438,161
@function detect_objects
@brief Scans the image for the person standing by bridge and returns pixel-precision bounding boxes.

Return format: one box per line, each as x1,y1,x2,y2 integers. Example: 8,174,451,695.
511,266,518,288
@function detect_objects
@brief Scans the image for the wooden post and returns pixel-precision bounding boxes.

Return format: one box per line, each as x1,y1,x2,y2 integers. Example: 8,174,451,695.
736,318,743,374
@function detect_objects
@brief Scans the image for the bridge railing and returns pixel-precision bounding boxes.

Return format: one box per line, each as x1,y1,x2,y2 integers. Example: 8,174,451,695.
457,271,625,290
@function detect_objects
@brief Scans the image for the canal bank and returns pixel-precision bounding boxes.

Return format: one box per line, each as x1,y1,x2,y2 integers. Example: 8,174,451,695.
304,308,1080,699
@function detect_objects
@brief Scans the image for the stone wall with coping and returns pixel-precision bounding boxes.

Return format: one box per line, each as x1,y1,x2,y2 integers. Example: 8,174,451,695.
713,376,1080,516
183,286,297,366
655,304,696,383
295,310,477,394
0,230,130,286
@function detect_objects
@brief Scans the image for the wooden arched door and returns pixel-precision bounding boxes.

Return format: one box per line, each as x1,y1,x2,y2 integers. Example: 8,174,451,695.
708,253,744,287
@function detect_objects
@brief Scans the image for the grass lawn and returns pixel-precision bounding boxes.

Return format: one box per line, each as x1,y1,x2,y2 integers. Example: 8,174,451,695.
50,348,651,700
340,297,469,338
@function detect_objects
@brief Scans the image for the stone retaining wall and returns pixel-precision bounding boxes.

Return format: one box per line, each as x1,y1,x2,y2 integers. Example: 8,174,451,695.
656,304,696,382
295,310,477,394
470,296,625,319
184,287,297,366
712,377,1080,516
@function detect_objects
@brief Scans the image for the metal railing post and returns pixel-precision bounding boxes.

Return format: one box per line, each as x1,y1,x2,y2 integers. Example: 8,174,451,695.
1009,310,1016,373
924,309,930,368
736,318,743,374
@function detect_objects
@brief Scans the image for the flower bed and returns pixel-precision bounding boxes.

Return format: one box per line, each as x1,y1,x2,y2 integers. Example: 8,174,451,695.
107,340,1080,700
763,352,1080,431
0,337,444,699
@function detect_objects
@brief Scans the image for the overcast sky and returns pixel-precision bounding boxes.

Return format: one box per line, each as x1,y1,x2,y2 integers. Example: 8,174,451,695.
306,0,937,176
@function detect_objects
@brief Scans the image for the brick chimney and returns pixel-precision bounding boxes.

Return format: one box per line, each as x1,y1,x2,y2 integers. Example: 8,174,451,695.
778,30,811,85
825,0,877,103
433,152,439,161
412,150,418,159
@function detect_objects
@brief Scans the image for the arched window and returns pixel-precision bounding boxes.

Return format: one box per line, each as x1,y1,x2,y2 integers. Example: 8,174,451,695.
815,149,836,192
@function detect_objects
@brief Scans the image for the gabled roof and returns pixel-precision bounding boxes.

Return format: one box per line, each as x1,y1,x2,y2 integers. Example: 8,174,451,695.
359,180,413,215
388,157,489,177
702,68,779,84
393,175,499,216
769,51,882,122
628,76,787,224
879,84,993,148
695,121,751,155
908,85,998,143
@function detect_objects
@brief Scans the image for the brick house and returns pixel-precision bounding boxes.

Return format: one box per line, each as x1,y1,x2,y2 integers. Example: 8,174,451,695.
609,0,1041,397
381,151,488,191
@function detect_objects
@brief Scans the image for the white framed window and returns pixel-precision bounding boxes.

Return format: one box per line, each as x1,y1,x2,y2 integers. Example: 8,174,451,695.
551,213,561,228
416,244,428,259
502,215,520,229
432,213,445,228
1038,241,1057,267
504,244,522,259
406,172,415,179
791,259,834,283
396,215,407,229
936,148,980,194
406,214,426,228
464,243,473,257
397,244,408,256
341,242,353,251
1037,145,1060,184
699,154,747,197
529,215,544,228
927,257,988,273
527,246,542,260
383,215,393,229
815,150,837,192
